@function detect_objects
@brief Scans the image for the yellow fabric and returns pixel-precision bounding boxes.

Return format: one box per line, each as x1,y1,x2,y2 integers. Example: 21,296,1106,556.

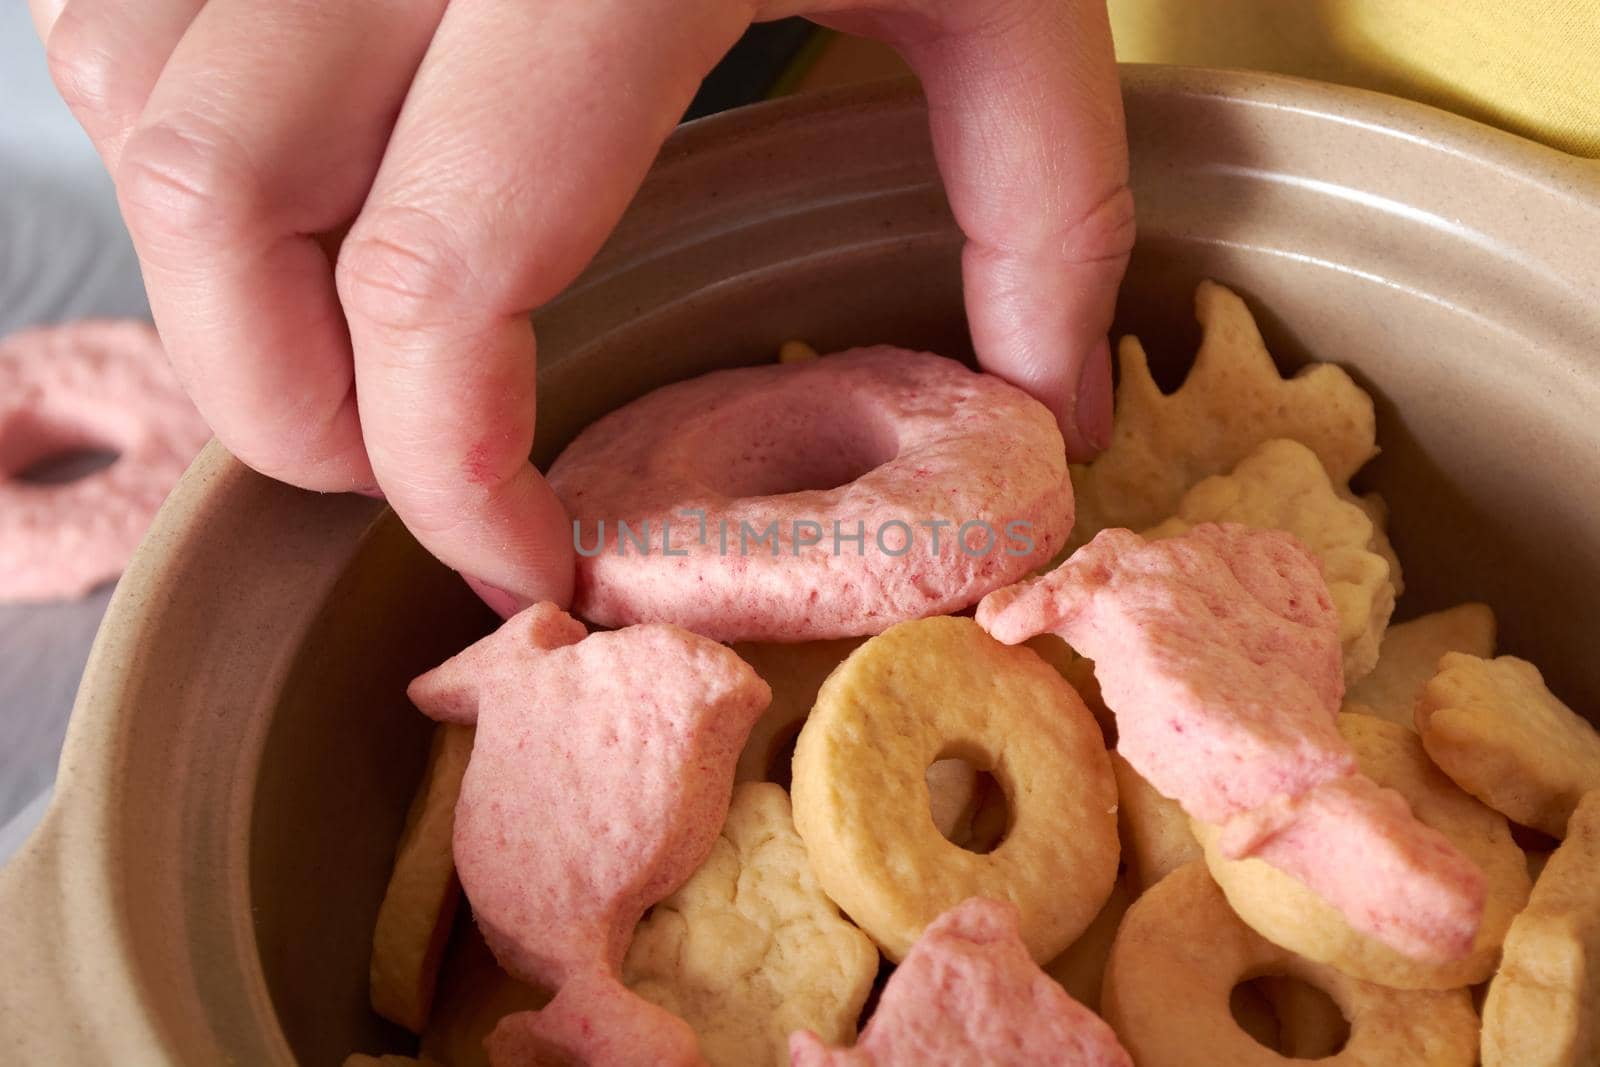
1108,0,1600,157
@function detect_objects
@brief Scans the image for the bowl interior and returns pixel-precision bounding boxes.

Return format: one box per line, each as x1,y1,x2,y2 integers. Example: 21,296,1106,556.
245,72,1600,1064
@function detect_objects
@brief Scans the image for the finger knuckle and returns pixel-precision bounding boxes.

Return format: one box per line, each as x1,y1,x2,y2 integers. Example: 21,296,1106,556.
375,475,480,539
371,435,529,538
226,431,364,494
964,0,1043,38
195,389,366,492
919,0,1043,42
116,115,263,248
1058,183,1136,267
44,7,120,123
336,206,481,332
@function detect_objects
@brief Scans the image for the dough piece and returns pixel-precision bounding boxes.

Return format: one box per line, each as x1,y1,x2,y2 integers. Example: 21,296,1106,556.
1028,632,1116,741
1069,280,1377,547
370,723,475,1033
1481,790,1600,1067
1417,653,1600,838
1109,752,1201,891
1348,490,1404,597
1102,863,1479,1067
791,617,1119,963
1144,438,1395,681
1044,873,1137,1012
778,340,820,363
624,783,879,1067
1346,604,1496,728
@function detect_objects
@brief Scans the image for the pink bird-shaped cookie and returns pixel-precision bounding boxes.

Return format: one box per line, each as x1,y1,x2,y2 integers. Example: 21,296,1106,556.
408,603,771,1066
977,524,1484,962
789,897,1131,1066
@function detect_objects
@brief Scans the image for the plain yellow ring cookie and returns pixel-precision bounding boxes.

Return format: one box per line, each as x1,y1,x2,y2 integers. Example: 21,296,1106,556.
790,616,1118,963
1102,863,1479,1067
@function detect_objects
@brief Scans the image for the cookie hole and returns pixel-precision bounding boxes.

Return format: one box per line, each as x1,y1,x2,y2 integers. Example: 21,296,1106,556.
1230,974,1350,1059
694,392,899,497
1,411,120,484
927,754,1010,855
16,446,121,485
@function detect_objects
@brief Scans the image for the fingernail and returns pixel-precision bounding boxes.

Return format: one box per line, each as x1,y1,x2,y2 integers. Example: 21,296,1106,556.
1073,337,1114,455
462,574,529,620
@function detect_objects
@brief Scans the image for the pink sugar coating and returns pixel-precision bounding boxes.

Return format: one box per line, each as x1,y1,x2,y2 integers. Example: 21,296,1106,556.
0,321,210,601
977,524,1484,962
407,604,771,1065
547,347,1073,641
1221,776,1486,963
487,970,704,1067
789,898,1131,1067
979,524,1350,822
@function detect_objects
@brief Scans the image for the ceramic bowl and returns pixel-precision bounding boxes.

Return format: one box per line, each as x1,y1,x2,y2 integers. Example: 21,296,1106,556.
2,67,1598,1065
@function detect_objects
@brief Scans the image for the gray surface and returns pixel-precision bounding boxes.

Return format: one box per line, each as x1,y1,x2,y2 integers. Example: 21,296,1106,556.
1,4,151,859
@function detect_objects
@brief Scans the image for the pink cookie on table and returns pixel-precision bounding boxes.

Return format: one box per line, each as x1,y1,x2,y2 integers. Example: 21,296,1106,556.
977,524,1484,963
547,347,1073,641
0,321,209,601
407,604,772,1067
789,898,1131,1067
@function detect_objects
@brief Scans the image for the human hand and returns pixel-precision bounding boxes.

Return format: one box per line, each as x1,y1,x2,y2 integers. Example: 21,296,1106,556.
32,0,1133,613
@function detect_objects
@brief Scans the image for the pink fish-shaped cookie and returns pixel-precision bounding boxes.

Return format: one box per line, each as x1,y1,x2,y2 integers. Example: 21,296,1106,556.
789,897,1131,1066
977,525,1484,962
408,603,772,1065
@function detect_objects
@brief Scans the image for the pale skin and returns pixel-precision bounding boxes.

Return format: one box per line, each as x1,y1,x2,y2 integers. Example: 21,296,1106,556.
31,0,1133,614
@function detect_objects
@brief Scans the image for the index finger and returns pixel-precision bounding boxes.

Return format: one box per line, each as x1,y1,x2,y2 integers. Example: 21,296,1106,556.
336,0,750,609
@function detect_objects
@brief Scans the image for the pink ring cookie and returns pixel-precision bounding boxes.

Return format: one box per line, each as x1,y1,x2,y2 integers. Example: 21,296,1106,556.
0,321,208,601
548,347,1073,641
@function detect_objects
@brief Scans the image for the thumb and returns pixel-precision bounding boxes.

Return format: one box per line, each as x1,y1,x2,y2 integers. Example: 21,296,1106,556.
879,0,1133,459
